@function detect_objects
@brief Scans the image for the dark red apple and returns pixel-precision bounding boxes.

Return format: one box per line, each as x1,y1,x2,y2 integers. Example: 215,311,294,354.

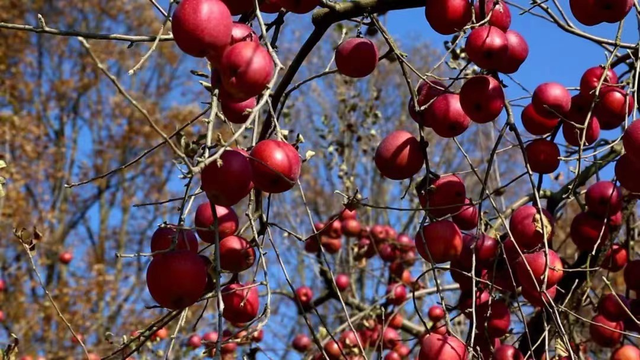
458,233,499,268
585,181,623,217
497,29,529,74
525,139,560,174
220,0,254,15
458,289,491,319
374,130,424,180
428,305,445,322
482,300,511,338
188,334,202,348
424,0,472,35
509,205,554,250
408,80,447,126
580,66,618,99
335,38,379,79
415,220,463,264
222,283,260,323
595,0,633,23
249,139,301,193
378,243,399,262
570,211,609,251
474,0,511,31
387,313,403,329
570,0,602,26
339,330,361,349
425,94,471,138
418,174,467,218
150,227,198,256
278,0,320,14
146,250,208,310
419,333,468,360
622,120,640,164
590,314,623,348
194,202,239,243
624,260,640,292
598,293,630,322
220,41,274,101
595,87,634,130
386,283,407,306
201,149,253,206
532,82,571,119
171,0,233,58
259,0,282,13
384,351,401,360
320,236,342,254
515,249,563,291
292,334,311,352
459,75,505,123
381,327,400,349
465,26,509,71
324,339,343,360
615,154,640,193
394,344,411,357
219,235,255,273
221,97,256,124
521,103,559,135
493,344,525,360
341,218,361,237
452,198,478,230
562,116,601,147
521,284,556,308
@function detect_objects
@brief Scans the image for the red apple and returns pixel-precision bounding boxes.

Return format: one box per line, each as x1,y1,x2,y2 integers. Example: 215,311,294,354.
201,149,253,206
465,26,509,71
194,202,239,243
459,75,505,123
146,250,208,310
595,87,634,130
585,181,623,217
521,284,556,307
451,198,479,230
292,334,311,352
415,220,463,264
570,0,602,26
590,314,623,348
515,249,563,292
59,251,73,265
384,351,401,360
386,283,407,306
220,41,274,101
219,235,255,273
562,116,601,147
525,139,560,174
374,130,424,180
474,0,511,31
458,233,499,268
222,283,260,323
493,344,525,360
570,211,609,251
220,0,254,15
150,227,198,256
595,0,633,23
497,29,529,74
259,0,282,13
335,38,379,79
295,286,313,309
221,97,256,124
622,120,640,164
321,236,342,254
611,345,640,360
418,174,467,218
580,66,618,99
249,139,301,193
428,305,445,322
341,218,361,237
424,0,472,35
521,103,559,135
188,334,202,348
602,244,627,272
171,0,233,58
419,333,468,360
335,274,350,292
532,82,571,119
425,94,471,138
408,80,447,126
615,154,640,193
324,339,343,360
509,205,554,250
598,293,630,322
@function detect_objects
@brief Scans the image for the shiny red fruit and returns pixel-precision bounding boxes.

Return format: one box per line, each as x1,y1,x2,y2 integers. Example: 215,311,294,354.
374,130,424,180
171,0,233,58
194,202,239,243
249,139,301,193
150,227,198,256
146,250,208,310
335,38,379,78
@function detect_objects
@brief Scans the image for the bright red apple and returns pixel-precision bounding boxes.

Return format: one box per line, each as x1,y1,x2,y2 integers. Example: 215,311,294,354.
201,149,253,206
150,227,198,256
497,29,529,74
521,103,559,136
219,235,255,273
425,93,471,138
194,202,239,243
418,174,467,218
222,283,260,323
171,0,233,58
220,41,274,101
146,250,208,310
585,181,623,218
249,139,301,193
374,130,424,180
509,205,554,250
525,139,561,174
459,75,505,123
415,220,463,264
590,314,623,348
424,0,472,35
465,26,509,71
335,38,379,79
532,82,571,119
